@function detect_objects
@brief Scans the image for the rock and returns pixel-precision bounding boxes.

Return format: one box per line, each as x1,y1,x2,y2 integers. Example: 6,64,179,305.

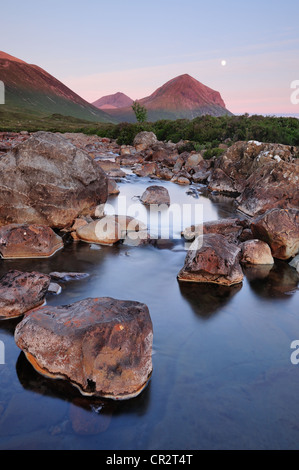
182,218,248,244
116,154,143,166
133,132,157,152
76,216,147,245
171,176,191,185
240,239,274,265
208,168,238,194
236,159,299,216
0,224,64,259
140,186,170,206
15,297,153,400
76,218,121,245
178,234,243,286
96,160,120,172
133,162,157,177
0,270,50,319
207,140,299,215
49,272,89,281
0,132,108,229
155,166,174,181
251,208,299,260
108,178,120,195
289,255,299,273
47,282,62,295
184,153,203,171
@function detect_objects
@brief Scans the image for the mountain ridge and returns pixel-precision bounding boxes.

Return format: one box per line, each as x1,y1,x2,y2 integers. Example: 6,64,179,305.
95,74,233,122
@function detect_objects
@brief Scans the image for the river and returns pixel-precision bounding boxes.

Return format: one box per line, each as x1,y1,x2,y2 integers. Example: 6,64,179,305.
0,173,298,450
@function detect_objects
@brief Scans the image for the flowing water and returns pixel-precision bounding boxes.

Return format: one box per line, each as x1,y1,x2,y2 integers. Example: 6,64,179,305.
0,174,298,450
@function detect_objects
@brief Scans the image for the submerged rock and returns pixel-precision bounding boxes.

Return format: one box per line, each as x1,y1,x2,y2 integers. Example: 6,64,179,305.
15,297,153,400
140,186,170,206
0,132,108,229
251,208,299,260
178,234,243,286
0,270,50,319
0,223,64,259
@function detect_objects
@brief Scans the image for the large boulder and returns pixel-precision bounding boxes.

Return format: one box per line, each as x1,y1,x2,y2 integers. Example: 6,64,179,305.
0,224,63,259
15,297,153,400
76,216,147,245
208,141,299,216
0,270,50,319
251,208,299,260
133,132,157,152
0,132,108,229
178,234,244,286
140,186,171,206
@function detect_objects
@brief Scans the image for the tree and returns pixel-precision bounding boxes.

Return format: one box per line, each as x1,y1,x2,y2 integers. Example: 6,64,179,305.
132,101,147,123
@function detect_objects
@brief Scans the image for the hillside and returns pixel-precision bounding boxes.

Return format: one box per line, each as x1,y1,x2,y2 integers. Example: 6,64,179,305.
0,51,114,123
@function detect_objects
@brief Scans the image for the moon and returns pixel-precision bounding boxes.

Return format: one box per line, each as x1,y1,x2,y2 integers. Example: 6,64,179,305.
221,60,227,66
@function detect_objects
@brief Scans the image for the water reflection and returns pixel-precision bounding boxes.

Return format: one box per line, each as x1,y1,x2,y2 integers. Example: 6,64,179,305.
244,261,299,299
16,351,151,417
178,281,242,319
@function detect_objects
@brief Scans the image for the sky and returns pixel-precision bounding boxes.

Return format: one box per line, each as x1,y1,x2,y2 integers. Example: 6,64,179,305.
1,0,299,115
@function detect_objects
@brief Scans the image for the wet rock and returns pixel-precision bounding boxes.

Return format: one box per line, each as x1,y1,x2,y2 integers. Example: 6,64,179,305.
116,154,143,166
0,270,50,319
0,224,64,259
49,272,89,281
133,132,157,152
76,216,147,245
251,208,299,260
108,178,120,195
178,234,243,286
0,132,108,229
240,239,274,265
171,175,191,185
47,282,62,295
15,297,153,400
133,162,157,177
182,218,247,244
140,186,171,206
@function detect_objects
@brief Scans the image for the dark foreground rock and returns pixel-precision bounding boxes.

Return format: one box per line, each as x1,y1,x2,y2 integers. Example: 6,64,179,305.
15,297,153,400
178,234,244,286
251,208,299,260
0,132,108,229
0,270,50,319
0,224,64,258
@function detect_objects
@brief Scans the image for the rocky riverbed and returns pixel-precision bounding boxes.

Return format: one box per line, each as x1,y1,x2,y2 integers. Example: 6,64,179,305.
0,130,298,449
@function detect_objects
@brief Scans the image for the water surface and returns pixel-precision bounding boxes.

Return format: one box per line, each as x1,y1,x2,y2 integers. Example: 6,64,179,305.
0,175,298,450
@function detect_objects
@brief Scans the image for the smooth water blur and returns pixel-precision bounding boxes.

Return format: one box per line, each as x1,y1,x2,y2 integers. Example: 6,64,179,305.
0,176,298,450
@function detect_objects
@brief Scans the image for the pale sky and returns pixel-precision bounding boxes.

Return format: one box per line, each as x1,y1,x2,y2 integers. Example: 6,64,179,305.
1,0,299,115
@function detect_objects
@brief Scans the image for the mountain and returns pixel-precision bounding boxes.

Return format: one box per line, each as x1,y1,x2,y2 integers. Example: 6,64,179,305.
106,74,233,122
93,92,133,110
0,51,113,123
